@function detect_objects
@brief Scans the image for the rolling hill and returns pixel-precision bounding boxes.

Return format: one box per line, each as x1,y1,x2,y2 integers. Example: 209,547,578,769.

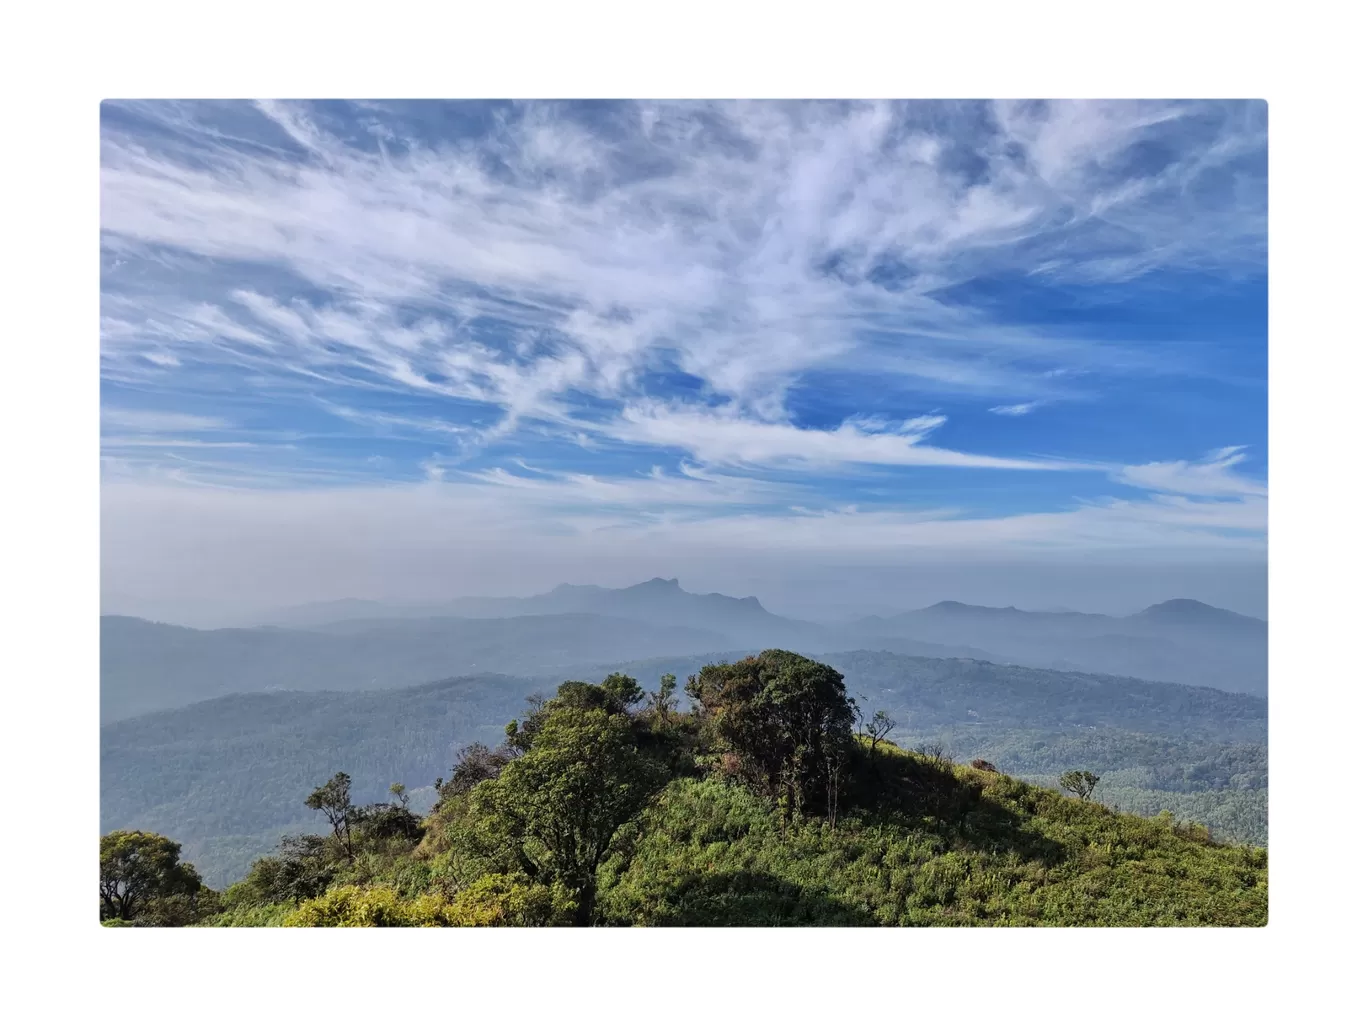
102,650,1266,887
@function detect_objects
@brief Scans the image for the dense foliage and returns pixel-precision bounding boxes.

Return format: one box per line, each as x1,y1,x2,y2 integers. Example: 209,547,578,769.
102,653,1267,928
102,650,1266,886
688,651,856,824
99,830,220,926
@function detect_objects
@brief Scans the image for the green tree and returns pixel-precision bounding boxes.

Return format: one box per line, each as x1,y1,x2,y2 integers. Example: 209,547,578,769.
437,743,513,805
99,830,203,922
389,782,409,809
504,676,644,757
471,704,667,925
1060,769,1101,800
139,884,223,926
688,650,856,823
305,772,356,858
599,672,645,711
229,834,335,906
651,673,678,725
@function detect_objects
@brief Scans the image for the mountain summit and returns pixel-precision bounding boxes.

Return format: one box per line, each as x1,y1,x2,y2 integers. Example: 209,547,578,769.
1129,599,1266,629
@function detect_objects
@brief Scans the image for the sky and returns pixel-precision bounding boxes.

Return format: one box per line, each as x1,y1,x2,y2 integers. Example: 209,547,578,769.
99,99,1268,623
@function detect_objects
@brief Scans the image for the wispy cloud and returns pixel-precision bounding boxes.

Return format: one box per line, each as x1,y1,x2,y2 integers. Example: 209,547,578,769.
988,401,1045,417
610,402,1087,470
1115,446,1267,498
101,100,1265,448
101,409,229,433
99,100,1266,607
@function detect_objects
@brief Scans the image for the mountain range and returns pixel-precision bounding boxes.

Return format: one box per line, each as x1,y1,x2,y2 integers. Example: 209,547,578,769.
101,579,1267,723
844,597,1267,694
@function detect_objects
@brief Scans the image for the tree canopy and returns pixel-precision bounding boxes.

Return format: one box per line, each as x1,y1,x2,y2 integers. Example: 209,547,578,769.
471,686,668,924
99,830,205,923
688,650,856,822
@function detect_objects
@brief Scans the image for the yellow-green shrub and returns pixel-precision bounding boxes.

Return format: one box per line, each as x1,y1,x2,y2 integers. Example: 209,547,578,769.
443,874,577,926
282,885,411,927
281,875,577,927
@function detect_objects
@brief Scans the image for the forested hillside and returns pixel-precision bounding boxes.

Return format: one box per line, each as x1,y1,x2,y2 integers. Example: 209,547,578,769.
99,652,1267,928
103,650,1267,887
101,675,527,884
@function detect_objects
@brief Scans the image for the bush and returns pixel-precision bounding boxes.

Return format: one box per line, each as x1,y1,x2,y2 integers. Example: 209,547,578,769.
279,876,578,927
282,885,412,927
442,874,577,927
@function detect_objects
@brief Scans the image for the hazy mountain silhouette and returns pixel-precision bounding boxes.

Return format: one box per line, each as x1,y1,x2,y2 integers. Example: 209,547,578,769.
261,577,809,638
100,612,733,722
102,583,1267,723
849,598,1266,695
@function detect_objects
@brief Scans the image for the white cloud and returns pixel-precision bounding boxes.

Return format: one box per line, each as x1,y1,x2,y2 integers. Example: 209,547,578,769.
1115,446,1266,498
96,102,1267,612
989,401,1044,417
101,408,229,432
100,437,257,449
611,402,1087,470
100,100,1265,462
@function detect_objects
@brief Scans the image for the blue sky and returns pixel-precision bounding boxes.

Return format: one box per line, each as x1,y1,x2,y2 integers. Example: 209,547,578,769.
99,100,1267,619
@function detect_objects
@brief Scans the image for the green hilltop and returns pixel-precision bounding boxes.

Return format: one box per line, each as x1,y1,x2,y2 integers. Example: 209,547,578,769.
100,651,1267,928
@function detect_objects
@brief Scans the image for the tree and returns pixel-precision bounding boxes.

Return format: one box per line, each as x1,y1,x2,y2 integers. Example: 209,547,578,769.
505,676,645,757
470,704,667,925
99,830,202,922
1059,769,1100,800
862,709,896,778
230,834,335,905
353,801,425,845
505,694,549,755
651,673,678,725
305,772,355,857
599,672,645,711
389,782,410,809
688,650,856,823
437,743,513,804
138,884,223,926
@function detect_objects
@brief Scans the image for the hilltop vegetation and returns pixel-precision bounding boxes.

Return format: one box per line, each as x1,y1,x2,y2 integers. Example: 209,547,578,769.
101,652,1267,928
102,651,1267,886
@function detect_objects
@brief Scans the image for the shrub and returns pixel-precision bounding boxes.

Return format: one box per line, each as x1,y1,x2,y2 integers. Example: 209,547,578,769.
282,885,412,927
442,874,577,927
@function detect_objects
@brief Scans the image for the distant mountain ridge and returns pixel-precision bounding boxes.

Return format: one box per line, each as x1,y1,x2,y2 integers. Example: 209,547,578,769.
260,577,799,637
101,583,1267,724
849,597,1266,695
100,612,734,723
1130,598,1267,629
